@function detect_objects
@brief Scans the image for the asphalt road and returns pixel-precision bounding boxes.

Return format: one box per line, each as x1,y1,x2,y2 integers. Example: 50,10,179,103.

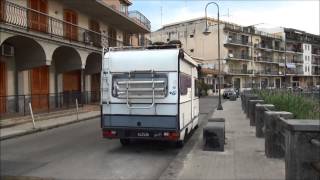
0,97,219,180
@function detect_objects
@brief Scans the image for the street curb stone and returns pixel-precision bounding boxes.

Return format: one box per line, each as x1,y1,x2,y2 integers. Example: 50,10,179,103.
0,115,99,141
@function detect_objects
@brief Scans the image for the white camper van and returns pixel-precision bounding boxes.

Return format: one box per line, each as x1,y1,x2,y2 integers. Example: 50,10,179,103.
101,45,199,147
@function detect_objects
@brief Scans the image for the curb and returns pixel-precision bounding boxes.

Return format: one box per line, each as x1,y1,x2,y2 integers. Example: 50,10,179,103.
0,115,100,141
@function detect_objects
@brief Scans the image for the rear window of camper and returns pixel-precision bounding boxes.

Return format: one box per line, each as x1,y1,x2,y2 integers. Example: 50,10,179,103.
180,73,191,95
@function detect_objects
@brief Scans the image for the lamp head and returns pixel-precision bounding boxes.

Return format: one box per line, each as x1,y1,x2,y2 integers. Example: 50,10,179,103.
203,27,211,35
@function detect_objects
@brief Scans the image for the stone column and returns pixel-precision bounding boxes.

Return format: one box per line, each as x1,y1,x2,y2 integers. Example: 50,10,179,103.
281,119,320,180
255,104,275,137
248,99,264,126
264,111,293,158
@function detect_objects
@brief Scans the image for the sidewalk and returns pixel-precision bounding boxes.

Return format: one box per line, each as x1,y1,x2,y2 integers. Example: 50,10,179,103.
0,106,100,141
165,99,285,180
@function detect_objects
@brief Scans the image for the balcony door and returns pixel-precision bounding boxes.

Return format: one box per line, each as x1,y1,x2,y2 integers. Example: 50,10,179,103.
29,0,48,32
108,27,117,47
0,0,4,22
89,20,101,47
64,9,78,41
31,66,49,111
0,61,6,113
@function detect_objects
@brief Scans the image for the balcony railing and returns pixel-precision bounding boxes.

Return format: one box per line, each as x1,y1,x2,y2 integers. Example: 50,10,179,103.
225,38,252,46
286,68,304,75
254,43,273,50
224,23,254,34
227,53,252,60
128,10,151,31
312,68,320,75
256,70,279,75
255,56,276,63
227,69,254,74
0,1,129,48
312,57,320,65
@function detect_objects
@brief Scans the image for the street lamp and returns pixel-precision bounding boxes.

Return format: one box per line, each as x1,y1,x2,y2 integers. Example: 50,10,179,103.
203,1,223,110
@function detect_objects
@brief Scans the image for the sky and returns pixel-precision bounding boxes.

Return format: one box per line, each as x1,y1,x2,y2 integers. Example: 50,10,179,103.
131,0,320,34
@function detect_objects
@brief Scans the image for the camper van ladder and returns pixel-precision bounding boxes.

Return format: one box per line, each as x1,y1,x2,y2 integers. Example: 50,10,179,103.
125,70,156,109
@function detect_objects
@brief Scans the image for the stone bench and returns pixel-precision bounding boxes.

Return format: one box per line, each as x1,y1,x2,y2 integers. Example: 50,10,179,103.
203,118,225,151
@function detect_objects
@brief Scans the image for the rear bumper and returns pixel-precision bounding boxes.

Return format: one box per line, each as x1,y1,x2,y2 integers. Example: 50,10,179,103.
102,127,180,141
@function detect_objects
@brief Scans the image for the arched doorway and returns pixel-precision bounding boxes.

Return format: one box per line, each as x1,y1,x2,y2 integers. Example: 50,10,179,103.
0,59,6,113
85,52,101,103
1,35,48,113
52,46,82,107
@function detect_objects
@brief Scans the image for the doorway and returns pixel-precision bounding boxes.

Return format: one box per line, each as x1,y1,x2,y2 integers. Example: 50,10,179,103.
31,66,49,111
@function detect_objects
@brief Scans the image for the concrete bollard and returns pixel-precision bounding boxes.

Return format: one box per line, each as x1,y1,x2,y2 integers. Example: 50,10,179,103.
230,94,237,101
203,118,225,151
255,104,275,138
244,94,258,116
248,100,264,126
281,119,320,180
264,111,293,158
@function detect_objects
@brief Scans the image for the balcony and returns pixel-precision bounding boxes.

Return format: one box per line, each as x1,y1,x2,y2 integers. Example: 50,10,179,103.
56,0,150,33
128,11,151,31
254,43,273,51
225,38,252,47
224,23,253,34
312,57,320,66
286,68,304,75
255,70,279,76
227,69,254,75
255,56,278,64
226,53,252,61
0,1,128,48
312,67,320,75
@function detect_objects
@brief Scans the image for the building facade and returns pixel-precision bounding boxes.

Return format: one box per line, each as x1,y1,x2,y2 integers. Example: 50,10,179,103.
150,18,320,92
0,0,150,115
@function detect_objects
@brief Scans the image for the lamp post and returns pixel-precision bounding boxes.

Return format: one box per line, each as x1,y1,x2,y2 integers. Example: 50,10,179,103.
203,1,223,110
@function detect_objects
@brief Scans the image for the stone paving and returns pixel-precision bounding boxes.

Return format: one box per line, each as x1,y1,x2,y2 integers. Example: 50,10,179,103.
176,99,285,180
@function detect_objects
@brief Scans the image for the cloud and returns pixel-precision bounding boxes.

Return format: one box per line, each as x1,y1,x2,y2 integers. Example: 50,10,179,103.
228,1,319,34
152,1,319,34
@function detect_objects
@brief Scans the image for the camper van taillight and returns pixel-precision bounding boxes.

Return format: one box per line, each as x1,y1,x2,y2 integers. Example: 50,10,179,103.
164,132,179,141
103,130,117,138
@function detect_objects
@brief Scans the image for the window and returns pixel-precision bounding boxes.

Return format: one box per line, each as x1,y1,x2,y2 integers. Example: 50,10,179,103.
305,66,307,72
190,34,194,38
180,73,191,95
195,79,199,97
120,3,128,15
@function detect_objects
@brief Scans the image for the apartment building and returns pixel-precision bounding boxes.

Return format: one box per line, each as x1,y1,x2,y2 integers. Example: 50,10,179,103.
280,28,320,88
151,18,320,92
0,0,150,115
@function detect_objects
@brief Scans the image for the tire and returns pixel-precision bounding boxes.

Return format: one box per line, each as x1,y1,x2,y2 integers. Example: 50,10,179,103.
176,129,188,148
120,138,131,146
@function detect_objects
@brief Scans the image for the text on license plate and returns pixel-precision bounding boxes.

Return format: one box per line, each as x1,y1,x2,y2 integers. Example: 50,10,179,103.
137,132,150,137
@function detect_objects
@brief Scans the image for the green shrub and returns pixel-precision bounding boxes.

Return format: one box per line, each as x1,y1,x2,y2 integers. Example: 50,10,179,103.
254,89,320,119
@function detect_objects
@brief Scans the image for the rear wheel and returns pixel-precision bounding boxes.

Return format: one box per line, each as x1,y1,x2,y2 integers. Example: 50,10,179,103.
176,129,188,148
120,138,131,146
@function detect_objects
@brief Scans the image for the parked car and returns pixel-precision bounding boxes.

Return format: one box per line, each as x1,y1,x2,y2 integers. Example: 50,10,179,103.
223,89,237,99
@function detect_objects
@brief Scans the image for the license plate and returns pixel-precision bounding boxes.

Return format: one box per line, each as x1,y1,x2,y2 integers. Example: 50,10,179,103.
137,132,150,137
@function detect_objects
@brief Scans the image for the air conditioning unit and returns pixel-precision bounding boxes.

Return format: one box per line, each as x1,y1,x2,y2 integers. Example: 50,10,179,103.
83,31,93,45
1,44,14,57
228,53,234,58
